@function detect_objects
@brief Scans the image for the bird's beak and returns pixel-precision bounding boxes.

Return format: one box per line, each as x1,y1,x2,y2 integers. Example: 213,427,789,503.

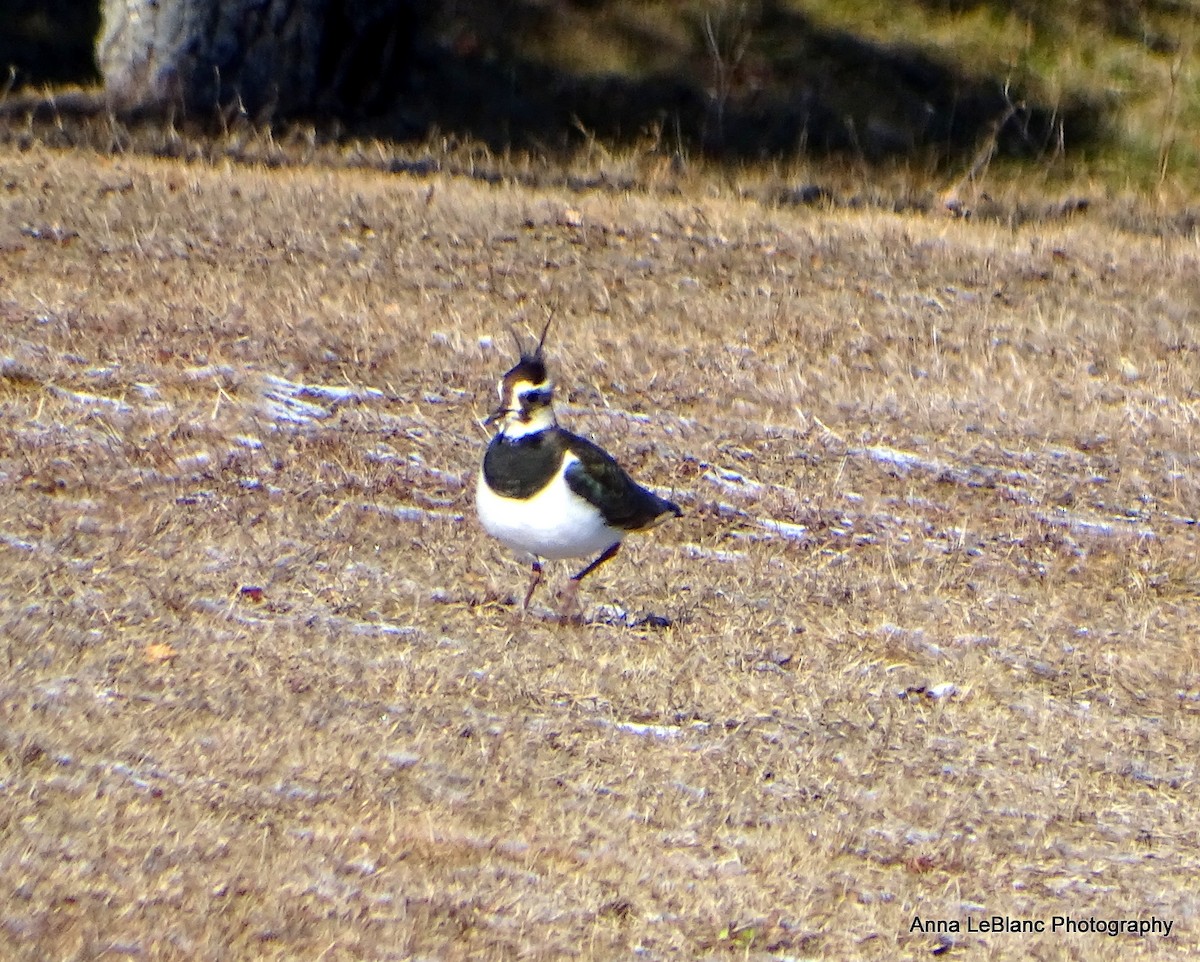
484,405,507,427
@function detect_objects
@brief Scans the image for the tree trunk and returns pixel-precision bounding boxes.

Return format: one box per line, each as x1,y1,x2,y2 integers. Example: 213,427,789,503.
97,0,417,117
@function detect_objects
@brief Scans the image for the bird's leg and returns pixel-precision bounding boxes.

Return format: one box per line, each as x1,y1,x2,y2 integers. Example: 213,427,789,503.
570,543,621,584
560,543,621,620
522,560,543,611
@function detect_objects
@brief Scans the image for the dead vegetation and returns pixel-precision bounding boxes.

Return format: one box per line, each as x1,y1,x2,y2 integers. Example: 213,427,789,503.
1,142,1199,960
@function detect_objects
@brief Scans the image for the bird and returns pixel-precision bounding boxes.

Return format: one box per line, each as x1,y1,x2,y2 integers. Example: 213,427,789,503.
475,319,682,617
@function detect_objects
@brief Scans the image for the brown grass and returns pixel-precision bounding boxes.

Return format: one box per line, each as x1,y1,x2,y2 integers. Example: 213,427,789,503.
1,142,1199,961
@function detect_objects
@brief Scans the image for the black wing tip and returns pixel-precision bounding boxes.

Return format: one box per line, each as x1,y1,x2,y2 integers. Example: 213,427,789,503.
646,493,682,524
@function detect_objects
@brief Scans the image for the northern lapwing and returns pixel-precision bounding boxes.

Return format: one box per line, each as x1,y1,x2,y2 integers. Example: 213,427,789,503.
476,320,682,616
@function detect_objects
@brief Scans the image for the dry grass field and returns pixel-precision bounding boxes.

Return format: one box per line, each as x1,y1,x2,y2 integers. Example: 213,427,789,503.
1,141,1199,960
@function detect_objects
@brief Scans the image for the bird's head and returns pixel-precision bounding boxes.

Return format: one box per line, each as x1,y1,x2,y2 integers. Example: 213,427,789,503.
485,315,557,437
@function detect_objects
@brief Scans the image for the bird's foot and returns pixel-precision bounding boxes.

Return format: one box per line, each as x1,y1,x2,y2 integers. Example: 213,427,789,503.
556,579,585,624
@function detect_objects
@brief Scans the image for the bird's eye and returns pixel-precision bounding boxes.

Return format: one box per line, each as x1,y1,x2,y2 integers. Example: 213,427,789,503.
521,389,551,406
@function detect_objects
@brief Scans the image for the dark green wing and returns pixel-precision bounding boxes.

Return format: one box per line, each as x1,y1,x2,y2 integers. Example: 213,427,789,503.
561,430,682,531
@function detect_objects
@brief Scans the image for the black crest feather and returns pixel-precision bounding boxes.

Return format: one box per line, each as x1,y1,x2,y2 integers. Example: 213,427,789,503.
504,313,554,383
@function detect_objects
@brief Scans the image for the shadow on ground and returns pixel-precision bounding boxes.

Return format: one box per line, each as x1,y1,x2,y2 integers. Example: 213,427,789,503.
0,0,1123,167
342,0,1109,167
0,0,100,88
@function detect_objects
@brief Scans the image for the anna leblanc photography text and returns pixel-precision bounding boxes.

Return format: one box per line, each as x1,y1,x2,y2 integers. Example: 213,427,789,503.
910,915,1174,938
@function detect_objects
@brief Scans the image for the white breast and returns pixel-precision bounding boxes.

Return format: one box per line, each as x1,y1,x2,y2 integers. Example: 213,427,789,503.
475,454,623,561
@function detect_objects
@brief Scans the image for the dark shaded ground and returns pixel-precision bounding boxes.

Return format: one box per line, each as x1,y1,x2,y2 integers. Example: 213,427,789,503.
0,0,1181,167
0,0,100,88
294,0,1110,167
